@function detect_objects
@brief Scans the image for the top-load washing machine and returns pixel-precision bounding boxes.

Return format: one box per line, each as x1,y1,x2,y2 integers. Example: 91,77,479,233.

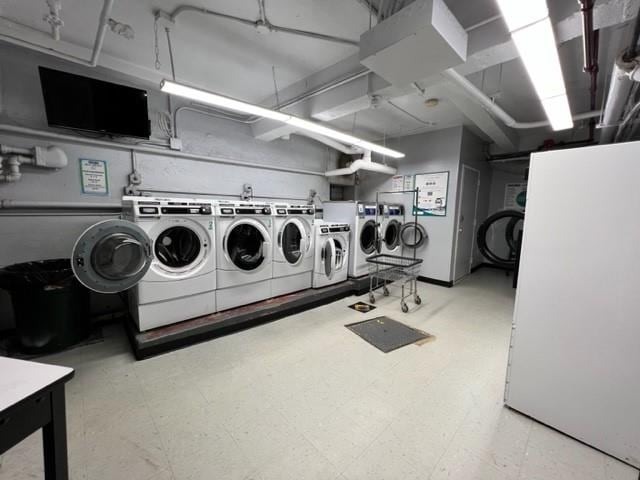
272,203,315,297
323,201,379,277
379,204,405,255
71,196,217,332
215,201,274,311
312,221,350,288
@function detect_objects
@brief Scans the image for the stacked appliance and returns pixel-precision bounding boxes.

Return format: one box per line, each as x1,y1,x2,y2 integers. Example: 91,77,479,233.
312,221,350,288
215,201,274,311
72,196,217,331
272,203,315,296
323,201,379,277
379,204,405,255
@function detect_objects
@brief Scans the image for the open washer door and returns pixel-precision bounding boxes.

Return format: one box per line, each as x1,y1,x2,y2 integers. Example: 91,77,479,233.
72,219,153,294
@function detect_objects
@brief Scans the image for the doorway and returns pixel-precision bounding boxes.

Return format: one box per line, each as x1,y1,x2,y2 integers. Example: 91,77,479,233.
453,165,480,282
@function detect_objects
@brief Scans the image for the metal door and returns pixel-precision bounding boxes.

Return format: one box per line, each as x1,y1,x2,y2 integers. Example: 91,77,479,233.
453,165,480,281
72,219,153,293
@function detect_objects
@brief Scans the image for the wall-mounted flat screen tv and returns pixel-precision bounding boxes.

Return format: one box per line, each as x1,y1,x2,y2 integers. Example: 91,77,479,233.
39,66,151,139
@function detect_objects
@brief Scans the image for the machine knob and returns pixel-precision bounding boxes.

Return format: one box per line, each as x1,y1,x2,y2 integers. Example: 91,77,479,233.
307,209,314,215
263,207,271,215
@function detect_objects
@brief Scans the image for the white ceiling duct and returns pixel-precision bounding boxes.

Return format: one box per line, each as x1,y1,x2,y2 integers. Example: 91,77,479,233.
325,151,397,176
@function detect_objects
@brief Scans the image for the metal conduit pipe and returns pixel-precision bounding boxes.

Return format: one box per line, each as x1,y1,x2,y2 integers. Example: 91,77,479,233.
0,200,122,210
0,0,114,67
443,69,601,129
162,4,359,46
0,124,326,177
599,56,637,143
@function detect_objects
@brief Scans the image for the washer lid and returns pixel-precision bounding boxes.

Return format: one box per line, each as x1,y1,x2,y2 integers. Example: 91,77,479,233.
72,219,153,293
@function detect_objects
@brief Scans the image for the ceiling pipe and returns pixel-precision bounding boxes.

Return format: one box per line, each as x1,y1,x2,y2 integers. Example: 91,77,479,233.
293,131,362,155
443,69,601,129
599,54,638,143
0,0,114,67
325,151,397,176
44,0,63,41
159,4,359,46
578,0,599,139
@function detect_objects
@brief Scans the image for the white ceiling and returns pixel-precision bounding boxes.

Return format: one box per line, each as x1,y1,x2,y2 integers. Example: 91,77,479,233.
0,0,634,146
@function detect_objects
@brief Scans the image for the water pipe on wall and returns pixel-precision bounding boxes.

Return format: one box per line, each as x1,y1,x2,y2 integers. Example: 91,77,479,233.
0,144,68,182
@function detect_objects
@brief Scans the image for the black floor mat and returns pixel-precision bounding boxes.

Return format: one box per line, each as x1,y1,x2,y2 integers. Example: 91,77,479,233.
345,316,430,353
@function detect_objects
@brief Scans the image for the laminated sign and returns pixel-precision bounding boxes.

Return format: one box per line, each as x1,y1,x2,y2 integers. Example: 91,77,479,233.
79,159,108,195
504,183,527,211
414,171,449,216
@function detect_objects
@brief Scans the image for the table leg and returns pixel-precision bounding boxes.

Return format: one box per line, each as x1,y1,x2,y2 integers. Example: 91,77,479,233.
42,384,69,480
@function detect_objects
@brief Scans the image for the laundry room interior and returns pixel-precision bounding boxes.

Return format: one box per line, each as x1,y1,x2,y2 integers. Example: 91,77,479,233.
0,1,639,479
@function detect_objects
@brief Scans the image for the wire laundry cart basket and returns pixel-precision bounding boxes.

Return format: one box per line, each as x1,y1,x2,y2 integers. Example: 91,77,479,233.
366,187,423,313
367,254,422,312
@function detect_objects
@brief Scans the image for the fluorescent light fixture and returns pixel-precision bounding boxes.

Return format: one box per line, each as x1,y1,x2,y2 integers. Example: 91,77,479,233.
541,94,573,131
495,0,548,32
160,80,291,122
494,0,573,131
160,80,405,158
511,18,566,99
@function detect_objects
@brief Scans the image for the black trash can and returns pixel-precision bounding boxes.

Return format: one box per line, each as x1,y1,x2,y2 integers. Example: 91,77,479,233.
0,259,90,354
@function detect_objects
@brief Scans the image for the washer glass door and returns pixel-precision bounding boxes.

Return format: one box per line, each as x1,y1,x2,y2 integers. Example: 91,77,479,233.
279,219,307,265
322,238,336,279
72,219,153,293
360,220,378,254
226,220,269,271
333,238,345,270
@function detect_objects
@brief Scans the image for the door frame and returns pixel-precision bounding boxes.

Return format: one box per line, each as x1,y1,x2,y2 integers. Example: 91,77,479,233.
453,164,481,283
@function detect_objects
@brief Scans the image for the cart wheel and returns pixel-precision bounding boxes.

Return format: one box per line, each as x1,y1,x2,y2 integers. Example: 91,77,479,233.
414,295,422,305
401,302,409,313
369,294,376,304
383,286,390,296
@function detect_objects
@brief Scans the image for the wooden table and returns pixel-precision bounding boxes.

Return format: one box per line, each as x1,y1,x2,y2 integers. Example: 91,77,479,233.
0,357,74,479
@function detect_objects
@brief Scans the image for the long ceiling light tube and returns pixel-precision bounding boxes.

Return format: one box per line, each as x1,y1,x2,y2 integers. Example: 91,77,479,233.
495,0,573,131
160,80,405,158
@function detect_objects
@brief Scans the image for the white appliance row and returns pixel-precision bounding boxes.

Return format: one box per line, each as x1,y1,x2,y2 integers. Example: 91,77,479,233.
69,197,351,333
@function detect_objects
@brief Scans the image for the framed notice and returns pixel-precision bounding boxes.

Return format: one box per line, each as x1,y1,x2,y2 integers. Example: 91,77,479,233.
413,171,449,216
391,175,404,192
504,182,527,211
79,159,109,196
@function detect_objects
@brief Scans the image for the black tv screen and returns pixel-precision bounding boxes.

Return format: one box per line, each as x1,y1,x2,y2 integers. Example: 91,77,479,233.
39,67,150,139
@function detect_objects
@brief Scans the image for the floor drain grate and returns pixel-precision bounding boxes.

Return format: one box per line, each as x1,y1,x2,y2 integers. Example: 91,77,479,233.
345,316,431,353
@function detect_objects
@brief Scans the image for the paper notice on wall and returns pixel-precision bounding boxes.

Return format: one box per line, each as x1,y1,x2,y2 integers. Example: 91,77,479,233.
414,171,449,216
79,159,109,195
504,183,527,211
391,175,404,192
403,175,414,191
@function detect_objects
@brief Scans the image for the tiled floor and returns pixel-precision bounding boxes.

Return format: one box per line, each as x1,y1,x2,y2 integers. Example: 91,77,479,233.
1,269,638,480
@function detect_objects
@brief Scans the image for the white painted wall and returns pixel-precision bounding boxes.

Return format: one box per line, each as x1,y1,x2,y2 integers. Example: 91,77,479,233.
358,126,464,282
0,43,336,331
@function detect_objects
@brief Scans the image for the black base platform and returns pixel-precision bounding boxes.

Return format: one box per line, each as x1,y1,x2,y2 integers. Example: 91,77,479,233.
126,274,439,360
127,279,367,359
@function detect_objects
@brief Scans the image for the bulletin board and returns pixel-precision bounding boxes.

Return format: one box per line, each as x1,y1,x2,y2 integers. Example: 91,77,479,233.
413,171,449,216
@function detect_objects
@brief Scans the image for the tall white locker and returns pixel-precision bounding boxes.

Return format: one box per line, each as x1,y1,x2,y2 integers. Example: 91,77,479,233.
505,141,640,468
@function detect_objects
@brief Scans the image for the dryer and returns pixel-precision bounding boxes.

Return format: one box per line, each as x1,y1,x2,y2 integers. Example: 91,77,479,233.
312,221,350,288
272,203,315,297
322,201,379,277
379,204,405,255
72,196,217,332
216,201,273,311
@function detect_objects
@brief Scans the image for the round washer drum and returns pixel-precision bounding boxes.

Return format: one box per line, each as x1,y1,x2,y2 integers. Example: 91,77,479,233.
72,219,153,294
278,219,309,266
226,222,268,271
154,226,202,269
383,220,402,249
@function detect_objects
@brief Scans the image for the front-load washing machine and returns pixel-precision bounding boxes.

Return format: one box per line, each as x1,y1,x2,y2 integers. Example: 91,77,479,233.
322,201,379,277
272,203,315,297
379,204,405,255
71,196,217,332
216,201,273,311
312,221,350,288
